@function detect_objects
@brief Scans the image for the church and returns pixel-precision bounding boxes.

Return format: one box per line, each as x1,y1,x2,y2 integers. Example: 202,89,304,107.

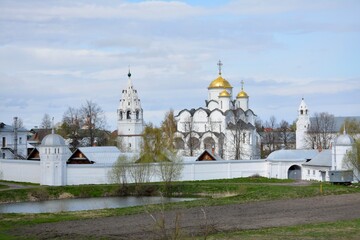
174,61,261,160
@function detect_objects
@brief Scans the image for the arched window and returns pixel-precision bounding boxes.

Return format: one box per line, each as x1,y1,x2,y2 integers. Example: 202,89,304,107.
300,110,303,115
136,110,139,120
120,111,123,120
127,111,131,119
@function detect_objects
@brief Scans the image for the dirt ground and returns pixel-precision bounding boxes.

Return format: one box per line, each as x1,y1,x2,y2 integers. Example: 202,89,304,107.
10,193,360,239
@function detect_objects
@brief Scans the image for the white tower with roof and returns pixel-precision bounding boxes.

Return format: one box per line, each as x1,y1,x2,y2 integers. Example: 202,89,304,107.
296,98,310,149
39,125,71,186
117,70,144,152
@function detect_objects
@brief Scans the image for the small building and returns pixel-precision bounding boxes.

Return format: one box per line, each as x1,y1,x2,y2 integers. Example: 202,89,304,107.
67,146,121,164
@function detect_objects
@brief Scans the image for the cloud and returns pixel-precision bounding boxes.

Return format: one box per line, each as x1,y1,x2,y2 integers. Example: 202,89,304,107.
0,1,205,22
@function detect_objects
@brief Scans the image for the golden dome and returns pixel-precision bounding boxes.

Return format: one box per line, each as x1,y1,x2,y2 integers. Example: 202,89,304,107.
219,90,230,97
236,90,248,98
208,75,233,89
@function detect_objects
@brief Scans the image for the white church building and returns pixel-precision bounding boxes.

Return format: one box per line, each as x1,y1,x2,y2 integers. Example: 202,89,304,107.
175,61,261,160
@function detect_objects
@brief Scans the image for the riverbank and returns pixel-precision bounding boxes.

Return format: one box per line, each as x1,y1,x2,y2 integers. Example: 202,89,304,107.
1,178,360,239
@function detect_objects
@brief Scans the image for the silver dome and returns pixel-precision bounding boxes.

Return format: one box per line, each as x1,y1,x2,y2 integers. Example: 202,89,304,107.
41,133,66,146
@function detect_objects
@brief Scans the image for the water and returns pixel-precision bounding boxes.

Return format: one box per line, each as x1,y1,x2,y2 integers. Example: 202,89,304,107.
0,196,194,214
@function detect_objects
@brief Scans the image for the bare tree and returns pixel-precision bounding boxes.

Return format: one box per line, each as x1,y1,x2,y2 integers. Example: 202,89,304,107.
41,113,52,129
157,151,183,195
80,100,107,146
305,112,335,149
58,107,83,148
184,116,199,157
108,155,130,189
263,116,277,152
279,120,292,148
224,109,251,160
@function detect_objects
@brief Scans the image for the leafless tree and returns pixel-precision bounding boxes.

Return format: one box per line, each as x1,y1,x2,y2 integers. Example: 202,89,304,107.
41,113,52,129
279,120,292,148
80,100,107,146
305,112,335,149
184,116,199,156
59,107,83,148
157,151,183,194
263,116,278,152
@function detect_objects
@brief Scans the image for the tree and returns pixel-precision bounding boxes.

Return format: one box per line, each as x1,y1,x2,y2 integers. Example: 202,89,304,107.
305,112,335,149
343,140,360,181
157,151,183,195
80,100,107,146
340,118,360,139
58,107,82,148
278,120,292,148
225,109,251,160
161,109,177,151
184,116,199,157
263,116,278,152
139,123,168,163
41,113,52,129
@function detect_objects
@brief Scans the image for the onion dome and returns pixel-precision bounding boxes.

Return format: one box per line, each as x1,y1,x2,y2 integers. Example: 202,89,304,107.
208,60,233,89
219,89,230,97
208,75,232,89
236,80,249,98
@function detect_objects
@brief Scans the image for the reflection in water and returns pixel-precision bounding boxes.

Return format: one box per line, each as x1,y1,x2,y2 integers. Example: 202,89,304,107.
0,196,194,214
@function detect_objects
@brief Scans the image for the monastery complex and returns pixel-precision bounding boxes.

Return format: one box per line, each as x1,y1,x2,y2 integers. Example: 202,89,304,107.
0,61,359,185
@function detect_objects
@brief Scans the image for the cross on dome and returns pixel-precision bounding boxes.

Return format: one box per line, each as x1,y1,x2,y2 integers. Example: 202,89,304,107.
217,60,223,75
241,80,244,90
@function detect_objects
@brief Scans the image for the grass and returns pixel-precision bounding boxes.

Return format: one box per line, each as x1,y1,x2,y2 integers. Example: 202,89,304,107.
0,178,360,239
198,218,360,240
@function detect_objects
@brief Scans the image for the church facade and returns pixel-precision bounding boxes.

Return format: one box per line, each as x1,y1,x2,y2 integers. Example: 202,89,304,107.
116,71,144,153
175,61,261,160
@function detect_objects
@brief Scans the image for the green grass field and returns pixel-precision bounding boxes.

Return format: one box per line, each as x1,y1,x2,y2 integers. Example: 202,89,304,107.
1,178,360,239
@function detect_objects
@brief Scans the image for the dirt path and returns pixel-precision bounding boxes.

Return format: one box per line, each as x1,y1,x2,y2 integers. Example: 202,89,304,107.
11,193,360,239
0,182,34,192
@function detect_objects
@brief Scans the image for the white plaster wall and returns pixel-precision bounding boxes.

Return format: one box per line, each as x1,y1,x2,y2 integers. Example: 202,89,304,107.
66,160,268,185
268,160,306,179
67,164,113,185
302,165,330,181
0,160,40,183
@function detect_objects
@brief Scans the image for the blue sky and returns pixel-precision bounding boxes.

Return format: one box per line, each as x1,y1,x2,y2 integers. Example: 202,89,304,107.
1,0,359,130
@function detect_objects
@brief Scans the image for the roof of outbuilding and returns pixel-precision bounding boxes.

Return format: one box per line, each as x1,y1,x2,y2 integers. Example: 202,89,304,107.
267,149,318,161
302,150,331,167
75,146,121,164
0,122,28,132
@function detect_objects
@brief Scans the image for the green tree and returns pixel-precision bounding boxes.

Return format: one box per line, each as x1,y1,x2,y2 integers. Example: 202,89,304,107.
344,140,360,181
340,118,360,139
161,109,177,151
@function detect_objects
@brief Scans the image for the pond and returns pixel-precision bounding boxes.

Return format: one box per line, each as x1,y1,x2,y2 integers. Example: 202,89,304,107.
0,196,195,214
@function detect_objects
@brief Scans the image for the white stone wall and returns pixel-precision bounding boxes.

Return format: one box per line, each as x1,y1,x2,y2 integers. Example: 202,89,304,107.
0,159,40,183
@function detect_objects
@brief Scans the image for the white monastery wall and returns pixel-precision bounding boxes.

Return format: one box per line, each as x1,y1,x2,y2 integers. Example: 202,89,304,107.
67,164,113,185
0,159,40,183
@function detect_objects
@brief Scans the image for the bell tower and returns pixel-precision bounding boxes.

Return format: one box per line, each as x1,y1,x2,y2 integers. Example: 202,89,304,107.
296,98,310,149
117,70,144,152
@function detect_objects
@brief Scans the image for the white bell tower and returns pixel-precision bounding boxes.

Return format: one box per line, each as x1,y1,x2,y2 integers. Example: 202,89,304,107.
117,70,144,152
296,98,310,149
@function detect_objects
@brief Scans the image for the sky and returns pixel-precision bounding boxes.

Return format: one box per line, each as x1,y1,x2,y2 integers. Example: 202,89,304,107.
1,0,360,130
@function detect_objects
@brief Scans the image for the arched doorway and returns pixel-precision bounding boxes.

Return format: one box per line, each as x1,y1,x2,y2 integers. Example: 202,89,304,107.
288,165,302,180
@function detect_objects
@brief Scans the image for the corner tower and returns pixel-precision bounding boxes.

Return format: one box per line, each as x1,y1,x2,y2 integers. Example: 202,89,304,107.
117,70,144,152
296,98,310,149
